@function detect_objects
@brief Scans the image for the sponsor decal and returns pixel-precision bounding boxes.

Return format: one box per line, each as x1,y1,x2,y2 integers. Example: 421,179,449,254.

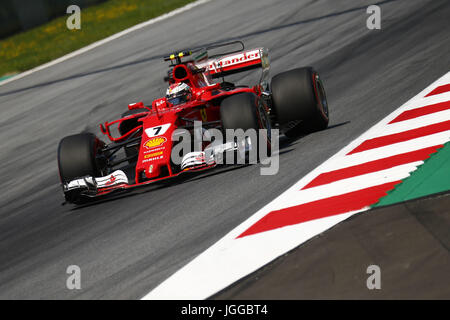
105,175,116,186
195,155,205,161
209,50,261,71
144,151,163,159
143,137,167,149
144,146,166,154
155,99,165,107
143,155,164,163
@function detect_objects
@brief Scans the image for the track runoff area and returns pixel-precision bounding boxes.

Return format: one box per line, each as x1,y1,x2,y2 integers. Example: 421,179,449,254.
143,71,450,300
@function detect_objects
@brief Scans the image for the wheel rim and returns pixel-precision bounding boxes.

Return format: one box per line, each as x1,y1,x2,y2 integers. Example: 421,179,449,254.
315,74,329,118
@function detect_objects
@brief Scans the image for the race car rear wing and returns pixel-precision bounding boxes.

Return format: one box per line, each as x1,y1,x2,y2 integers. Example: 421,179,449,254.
200,48,269,79
196,49,270,91
165,41,270,89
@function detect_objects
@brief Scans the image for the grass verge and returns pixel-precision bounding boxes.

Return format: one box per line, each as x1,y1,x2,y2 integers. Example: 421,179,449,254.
0,0,195,77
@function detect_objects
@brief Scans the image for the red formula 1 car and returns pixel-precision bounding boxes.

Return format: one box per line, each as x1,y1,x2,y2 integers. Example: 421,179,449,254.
57,41,329,203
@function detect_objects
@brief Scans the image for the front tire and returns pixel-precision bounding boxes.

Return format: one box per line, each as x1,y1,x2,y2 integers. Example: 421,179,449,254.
221,93,271,162
271,67,329,137
58,133,105,183
58,133,106,203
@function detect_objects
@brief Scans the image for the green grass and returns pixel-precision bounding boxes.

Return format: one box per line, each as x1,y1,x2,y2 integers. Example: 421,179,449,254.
0,0,195,77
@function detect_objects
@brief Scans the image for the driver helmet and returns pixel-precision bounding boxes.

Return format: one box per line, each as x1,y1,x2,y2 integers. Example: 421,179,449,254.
166,82,192,105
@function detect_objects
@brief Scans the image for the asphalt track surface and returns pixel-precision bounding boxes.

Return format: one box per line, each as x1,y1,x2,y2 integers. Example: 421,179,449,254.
0,0,449,299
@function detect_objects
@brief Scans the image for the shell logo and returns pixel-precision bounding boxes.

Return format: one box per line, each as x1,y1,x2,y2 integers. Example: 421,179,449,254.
143,137,167,149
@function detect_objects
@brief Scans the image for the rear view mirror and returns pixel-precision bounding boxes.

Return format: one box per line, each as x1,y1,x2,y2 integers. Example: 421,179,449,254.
128,101,145,110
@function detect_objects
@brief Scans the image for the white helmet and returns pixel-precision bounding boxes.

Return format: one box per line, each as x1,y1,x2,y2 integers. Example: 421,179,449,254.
166,82,192,105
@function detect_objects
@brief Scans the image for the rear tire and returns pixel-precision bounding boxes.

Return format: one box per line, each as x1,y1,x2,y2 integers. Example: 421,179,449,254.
221,93,271,163
271,67,329,137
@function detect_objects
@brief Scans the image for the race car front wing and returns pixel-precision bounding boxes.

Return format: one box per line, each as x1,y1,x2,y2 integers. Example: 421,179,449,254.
62,140,250,202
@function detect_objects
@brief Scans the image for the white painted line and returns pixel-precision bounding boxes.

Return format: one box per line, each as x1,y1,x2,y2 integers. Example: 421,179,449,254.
0,0,212,87
322,131,450,171
272,161,422,210
401,91,450,111
144,210,360,299
372,109,450,137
